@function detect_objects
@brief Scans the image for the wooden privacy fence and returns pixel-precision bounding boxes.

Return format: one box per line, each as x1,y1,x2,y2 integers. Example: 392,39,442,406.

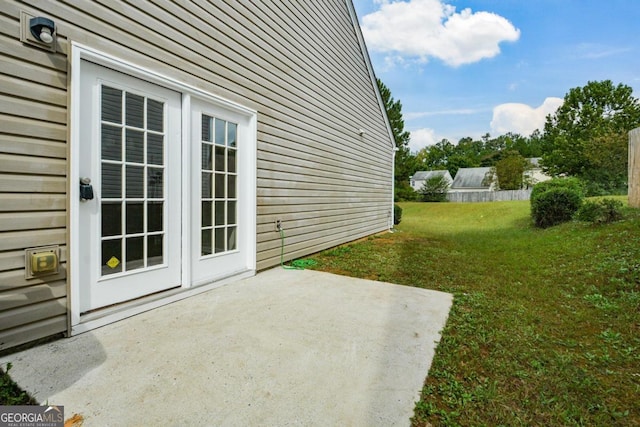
446,189,533,203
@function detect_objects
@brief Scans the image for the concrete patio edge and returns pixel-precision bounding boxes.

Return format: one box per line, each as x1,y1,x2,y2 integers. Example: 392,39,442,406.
0,268,453,426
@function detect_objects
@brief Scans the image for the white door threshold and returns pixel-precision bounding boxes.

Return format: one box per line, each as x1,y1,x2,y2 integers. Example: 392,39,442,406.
71,269,255,335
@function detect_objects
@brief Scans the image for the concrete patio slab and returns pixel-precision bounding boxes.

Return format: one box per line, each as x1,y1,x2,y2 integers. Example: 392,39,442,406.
0,268,452,426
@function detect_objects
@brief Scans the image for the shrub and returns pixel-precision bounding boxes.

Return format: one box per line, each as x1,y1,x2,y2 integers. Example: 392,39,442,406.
419,175,449,202
575,200,603,223
393,204,402,225
1,363,38,405
395,182,417,202
575,198,624,224
530,177,585,203
531,187,583,228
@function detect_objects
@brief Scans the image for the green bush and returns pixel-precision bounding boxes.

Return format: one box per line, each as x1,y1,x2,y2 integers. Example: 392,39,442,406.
419,175,450,202
395,182,418,202
1,363,37,405
531,187,583,228
393,204,403,225
575,198,624,224
530,177,585,203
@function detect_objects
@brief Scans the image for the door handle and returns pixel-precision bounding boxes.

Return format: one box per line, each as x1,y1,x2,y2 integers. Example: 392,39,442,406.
80,177,94,201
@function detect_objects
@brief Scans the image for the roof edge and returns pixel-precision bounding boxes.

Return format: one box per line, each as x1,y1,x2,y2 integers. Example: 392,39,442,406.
344,0,396,150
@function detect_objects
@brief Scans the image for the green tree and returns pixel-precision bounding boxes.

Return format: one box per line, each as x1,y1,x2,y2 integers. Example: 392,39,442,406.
415,139,455,171
419,175,450,202
490,151,529,190
541,80,640,194
377,78,415,198
415,132,544,184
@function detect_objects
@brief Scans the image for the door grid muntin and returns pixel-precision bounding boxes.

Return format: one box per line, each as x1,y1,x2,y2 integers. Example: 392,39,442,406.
99,84,166,277
201,114,238,256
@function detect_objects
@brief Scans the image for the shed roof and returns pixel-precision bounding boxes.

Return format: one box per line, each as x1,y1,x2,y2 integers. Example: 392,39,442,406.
451,167,492,189
411,170,451,181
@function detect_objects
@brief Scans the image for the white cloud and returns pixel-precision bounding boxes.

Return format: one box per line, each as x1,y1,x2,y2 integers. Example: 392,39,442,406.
409,128,438,152
361,0,520,67
490,97,563,136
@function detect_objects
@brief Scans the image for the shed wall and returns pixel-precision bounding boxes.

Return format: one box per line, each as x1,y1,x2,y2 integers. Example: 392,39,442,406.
0,0,393,352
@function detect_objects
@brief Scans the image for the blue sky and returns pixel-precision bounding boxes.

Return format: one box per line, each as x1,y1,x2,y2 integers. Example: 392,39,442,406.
351,0,640,152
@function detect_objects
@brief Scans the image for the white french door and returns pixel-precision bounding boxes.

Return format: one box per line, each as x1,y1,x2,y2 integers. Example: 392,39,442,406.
190,98,253,285
78,61,181,313
72,48,257,320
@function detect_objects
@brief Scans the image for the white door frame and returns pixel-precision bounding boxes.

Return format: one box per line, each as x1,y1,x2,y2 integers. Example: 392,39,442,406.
69,43,257,332
77,61,183,312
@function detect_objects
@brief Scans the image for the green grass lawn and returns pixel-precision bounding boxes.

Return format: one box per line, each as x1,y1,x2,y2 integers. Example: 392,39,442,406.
312,199,640,426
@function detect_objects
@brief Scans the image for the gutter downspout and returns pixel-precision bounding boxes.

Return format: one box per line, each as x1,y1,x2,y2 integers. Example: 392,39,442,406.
391,146,399,230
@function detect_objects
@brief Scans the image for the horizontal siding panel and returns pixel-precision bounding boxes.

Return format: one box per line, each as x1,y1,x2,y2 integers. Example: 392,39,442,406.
0,297,66,331
257,151,388,185
257,222,389,270
0,212,66,232
0,194,66,212
258,211,389,249
0,315,66,352
0,32,67,72
0,94,67,124
232,0,367,94
0,114,66,141
0,154,66,175
0,54,67,90
246,1,373,109
256,208,386,234
257,187,389,200
257,196,389,207
257,204,389,225
273,2,366,88
257,169,387,190
0,229,66,252
0,276,66,304
259,131,390,175
257,177,389,194
260,216,390,253
258,127,390,169
0,174,66,193
256,159,390,188
0,247,67,271
0,135,67,159
258,124,390,165
257,201,391,217
0,74,67,107
258,108,390,163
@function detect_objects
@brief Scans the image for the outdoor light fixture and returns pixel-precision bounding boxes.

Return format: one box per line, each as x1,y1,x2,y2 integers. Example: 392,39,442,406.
29,16,55,44
358,128,365,136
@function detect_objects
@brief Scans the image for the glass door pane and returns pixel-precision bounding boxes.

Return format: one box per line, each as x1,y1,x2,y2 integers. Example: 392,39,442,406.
100,84,166,276
201,115,238,256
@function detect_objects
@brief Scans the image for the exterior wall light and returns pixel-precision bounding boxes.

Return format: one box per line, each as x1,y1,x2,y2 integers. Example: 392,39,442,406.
29,16,55,44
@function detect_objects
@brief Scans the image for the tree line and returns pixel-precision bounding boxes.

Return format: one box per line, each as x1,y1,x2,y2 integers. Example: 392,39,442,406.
378,79,640,201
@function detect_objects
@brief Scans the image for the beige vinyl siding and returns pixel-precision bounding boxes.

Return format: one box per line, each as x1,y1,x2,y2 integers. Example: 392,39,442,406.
0,0,392,351
0,4,68,351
